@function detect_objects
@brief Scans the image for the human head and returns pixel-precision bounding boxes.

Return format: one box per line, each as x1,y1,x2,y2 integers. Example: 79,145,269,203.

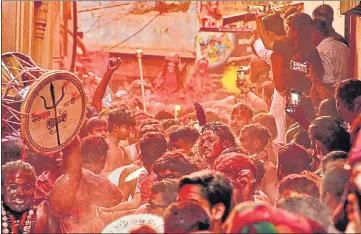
321,151,348,173
317,98,339,118
161,119,181,131
198,122,236,165
2,160,36,212
312,4,334,26
139,119,161,129
263,13,286,36
107,108,135,140
86,117,108,139
293,130,311,149
308,116,351,158
154,110,174,121
178,170,233,224
277,195,332,229
277,174,320,201
230,103,253,137
286,13,314,42
223,202,327,233
312,18,330,46
147,180,178,217
81,136,109,174
335,79,361,123
239,124,271,155
153,151,198,181
169,126,200,154
140,132,168,169
164,202,211,233
214,152,257,204
277,143,311,180
283,7,300,20
321,163,350,212
251,113,278,140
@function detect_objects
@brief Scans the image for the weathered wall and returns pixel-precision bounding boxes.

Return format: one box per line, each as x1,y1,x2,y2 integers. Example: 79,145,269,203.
78,2,197,55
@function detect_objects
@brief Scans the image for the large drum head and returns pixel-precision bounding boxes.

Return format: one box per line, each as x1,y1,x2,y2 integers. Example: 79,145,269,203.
20,71,86,155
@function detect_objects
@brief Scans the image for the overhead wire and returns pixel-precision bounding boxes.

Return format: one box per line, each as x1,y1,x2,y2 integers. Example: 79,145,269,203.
102,12,162,52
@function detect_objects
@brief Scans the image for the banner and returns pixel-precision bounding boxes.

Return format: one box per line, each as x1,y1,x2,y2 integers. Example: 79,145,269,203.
197,1,267,32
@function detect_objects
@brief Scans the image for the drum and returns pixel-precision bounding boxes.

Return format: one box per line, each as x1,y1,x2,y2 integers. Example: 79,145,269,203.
2,52,86,155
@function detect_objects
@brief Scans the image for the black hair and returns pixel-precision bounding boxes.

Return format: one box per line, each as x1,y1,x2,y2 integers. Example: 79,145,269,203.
179,170,233,222
107,108,135,132
263,13,286,36
164,202,211,233
309,116,351,153
169,126,200,146
313,17,330,36
336,79,361,112
202,122,236,147
321,151,348,173
81,135,109,165
140,132,168,167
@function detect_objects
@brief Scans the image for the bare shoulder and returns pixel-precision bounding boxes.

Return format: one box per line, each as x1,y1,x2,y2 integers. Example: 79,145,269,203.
34,201,59,233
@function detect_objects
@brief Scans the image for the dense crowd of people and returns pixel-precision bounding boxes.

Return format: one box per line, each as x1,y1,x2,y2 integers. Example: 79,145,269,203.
2,3,361,233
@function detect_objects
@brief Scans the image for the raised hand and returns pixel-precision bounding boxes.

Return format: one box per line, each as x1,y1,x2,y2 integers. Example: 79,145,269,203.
194,102,207,126
237,169,257,202
107,57,122,73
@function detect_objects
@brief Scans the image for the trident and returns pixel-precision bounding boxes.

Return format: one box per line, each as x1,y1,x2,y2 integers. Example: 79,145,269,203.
135,49,147,113
40,83,65,146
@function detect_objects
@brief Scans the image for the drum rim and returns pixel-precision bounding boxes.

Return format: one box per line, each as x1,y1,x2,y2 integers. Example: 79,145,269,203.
20,70,86,155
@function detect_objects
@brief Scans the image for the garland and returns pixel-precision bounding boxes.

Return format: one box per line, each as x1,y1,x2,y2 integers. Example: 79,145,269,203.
1,202,37,234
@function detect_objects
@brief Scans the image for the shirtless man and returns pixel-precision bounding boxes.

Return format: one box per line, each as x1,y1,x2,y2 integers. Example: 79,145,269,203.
1,138,82,233
102,108,135,174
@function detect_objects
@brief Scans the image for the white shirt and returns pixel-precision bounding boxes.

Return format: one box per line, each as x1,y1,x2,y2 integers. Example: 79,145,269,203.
253,38,273,66
317,37,349,84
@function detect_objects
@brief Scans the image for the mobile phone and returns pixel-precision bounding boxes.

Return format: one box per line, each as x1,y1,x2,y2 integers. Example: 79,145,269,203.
290,60,308,74
236,69,245,81
285,89,302,114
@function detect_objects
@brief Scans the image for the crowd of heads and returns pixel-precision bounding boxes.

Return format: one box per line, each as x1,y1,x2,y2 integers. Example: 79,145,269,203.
1,3,361,234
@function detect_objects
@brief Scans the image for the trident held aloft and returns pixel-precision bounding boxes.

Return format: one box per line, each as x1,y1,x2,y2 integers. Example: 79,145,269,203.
40,83,65,146
136,49,147,113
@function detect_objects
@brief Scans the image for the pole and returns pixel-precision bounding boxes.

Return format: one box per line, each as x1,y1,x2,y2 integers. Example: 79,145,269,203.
135,49,147,113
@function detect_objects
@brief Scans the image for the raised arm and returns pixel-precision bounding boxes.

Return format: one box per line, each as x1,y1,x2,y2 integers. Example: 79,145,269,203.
256,15,275,50
91,58,121,112
48,137,82,217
